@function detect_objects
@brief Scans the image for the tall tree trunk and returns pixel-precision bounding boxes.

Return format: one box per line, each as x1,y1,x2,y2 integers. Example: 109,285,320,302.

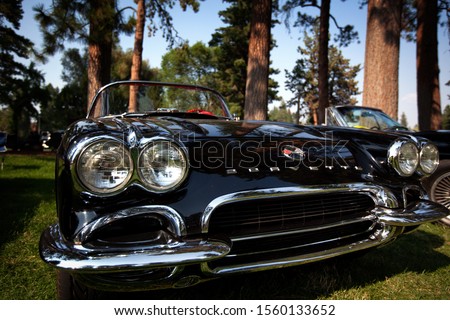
363,0,402,120
416,0,441,130
87,0,114,117
317,0,330,125
129,0,146,113
87,44,103,117
244,0,271,121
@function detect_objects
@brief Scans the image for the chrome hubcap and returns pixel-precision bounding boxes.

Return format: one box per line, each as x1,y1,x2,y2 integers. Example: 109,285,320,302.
431,172,450,220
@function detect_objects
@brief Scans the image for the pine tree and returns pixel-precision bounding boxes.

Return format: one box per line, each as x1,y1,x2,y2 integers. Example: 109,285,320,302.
400,112,409,128
442,105,450,130
0,0,34,105
34,0,117,114
128,0,200,112
209,0,278,117
0,0,47,143
416,0,441,130
244,0,271,120
281,0,358,124
34,0,200,115
160,42,218,86
363,0,402,120
285,27,360,124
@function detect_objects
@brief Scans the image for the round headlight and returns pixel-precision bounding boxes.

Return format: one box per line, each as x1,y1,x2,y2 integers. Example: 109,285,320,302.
388,140,419,177
138,140,188,192
76,139,133,193
419,143,439,174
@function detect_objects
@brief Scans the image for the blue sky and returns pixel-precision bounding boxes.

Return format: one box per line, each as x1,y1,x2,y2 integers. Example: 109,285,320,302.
19,0,450,127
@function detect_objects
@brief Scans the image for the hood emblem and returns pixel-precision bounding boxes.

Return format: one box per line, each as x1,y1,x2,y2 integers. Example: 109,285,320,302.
281,145,305,161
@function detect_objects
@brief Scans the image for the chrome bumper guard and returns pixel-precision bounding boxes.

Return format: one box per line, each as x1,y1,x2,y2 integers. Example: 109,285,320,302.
378,200,449,226
39,224,230,273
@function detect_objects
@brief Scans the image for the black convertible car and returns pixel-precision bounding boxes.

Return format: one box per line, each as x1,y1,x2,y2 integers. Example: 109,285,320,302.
326,105,450,225
40,81,449,298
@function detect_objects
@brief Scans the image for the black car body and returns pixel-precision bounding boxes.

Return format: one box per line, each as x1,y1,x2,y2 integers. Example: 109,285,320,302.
0,132,6,153
39,82,449,297
326,105,450,225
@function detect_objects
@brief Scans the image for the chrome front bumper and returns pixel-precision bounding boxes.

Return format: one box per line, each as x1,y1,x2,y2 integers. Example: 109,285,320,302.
40,180,450,281
39,199,449,275
40,224,230,273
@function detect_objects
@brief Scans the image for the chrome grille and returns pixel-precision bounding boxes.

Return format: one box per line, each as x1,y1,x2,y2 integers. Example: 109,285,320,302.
209,192,375,236
206,192,377,269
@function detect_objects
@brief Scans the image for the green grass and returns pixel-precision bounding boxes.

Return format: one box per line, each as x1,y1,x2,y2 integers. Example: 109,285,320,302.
0,154,449,299
0,154,57,299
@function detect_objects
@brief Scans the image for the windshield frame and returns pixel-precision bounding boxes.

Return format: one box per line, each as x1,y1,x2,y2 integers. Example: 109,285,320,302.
87,80,233,120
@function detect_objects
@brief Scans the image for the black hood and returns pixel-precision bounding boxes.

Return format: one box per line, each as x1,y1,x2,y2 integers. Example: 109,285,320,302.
67,116,405,143
62,117,413,181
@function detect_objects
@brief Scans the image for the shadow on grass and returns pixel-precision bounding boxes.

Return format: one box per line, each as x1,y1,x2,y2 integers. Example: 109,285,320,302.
107,228,449,300
0,177,54,248
9,165,44,170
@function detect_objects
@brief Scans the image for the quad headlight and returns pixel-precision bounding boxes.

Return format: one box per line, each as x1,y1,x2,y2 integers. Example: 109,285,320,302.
76,139,133,193
74,137,188,194
388,140,419,177
138,139,188,192
388,139,439,177
419,143,439,174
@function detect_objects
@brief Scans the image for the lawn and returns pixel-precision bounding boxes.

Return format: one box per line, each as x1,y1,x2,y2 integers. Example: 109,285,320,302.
0,154,449,299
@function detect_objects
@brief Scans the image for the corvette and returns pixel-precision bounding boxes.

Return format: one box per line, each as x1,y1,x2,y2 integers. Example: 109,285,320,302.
39,81,449,298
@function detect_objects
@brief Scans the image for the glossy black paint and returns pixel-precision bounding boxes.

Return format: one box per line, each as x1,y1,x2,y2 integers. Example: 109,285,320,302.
55,116,421,240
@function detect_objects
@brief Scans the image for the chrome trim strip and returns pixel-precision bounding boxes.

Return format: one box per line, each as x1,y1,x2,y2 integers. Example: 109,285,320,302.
201,225,399,276
230,214,377,242
201,183,398,233
40,224,230,273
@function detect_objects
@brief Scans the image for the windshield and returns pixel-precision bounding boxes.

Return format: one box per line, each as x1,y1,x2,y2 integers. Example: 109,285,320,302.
337,107,407,130
87,81,232,119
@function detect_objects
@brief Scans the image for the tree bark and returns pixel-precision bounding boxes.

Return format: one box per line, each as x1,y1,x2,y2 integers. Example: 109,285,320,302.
129,0,146,113
87,0,114,117
416,0,441,130
244,0,271,121
317,0,330,125
362,0,402,120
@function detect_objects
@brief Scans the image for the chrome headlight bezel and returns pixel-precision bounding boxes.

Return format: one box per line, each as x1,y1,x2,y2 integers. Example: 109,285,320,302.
388,140,419,177
418,142,439,175
137,138,189,193
75,138,133,194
